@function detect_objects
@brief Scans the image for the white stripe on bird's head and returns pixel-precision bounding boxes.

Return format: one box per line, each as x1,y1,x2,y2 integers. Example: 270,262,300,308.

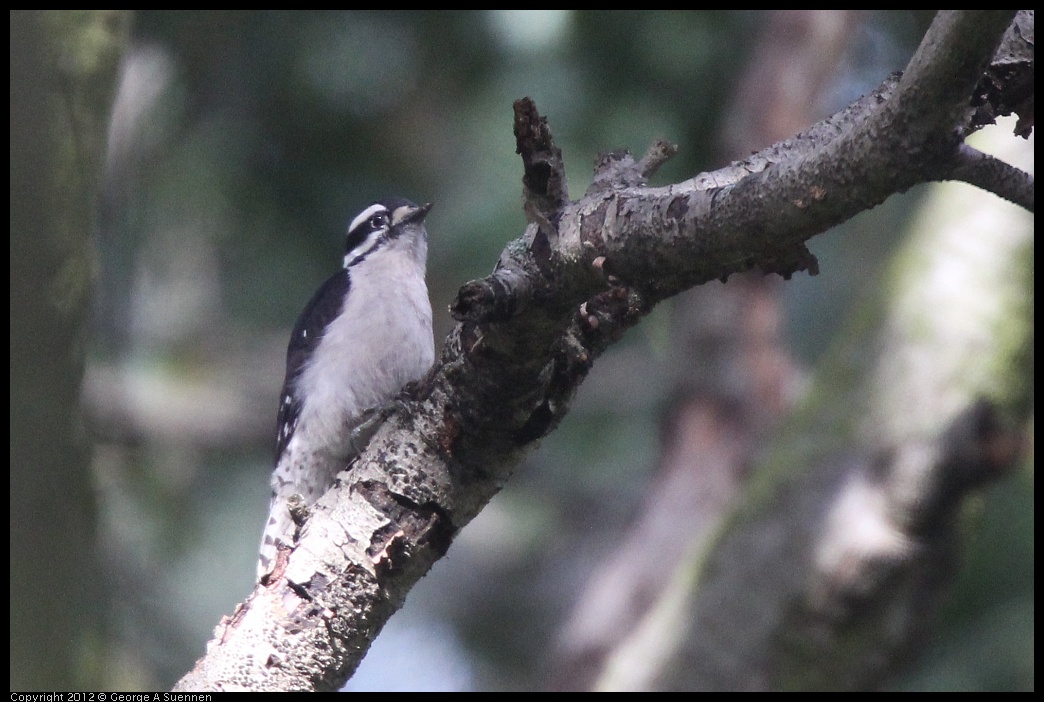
343,199,431,269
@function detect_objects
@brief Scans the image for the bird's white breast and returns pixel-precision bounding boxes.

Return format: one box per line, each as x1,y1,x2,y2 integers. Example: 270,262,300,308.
292,242,433,458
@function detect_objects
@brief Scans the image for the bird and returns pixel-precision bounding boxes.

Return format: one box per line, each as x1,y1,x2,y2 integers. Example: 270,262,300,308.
258,197,435,581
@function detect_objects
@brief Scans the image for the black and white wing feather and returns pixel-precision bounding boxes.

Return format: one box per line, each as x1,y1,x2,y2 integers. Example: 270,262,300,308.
275,269,352,462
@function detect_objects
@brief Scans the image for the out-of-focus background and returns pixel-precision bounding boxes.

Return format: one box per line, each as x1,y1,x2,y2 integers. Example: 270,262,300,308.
10,10,1032,691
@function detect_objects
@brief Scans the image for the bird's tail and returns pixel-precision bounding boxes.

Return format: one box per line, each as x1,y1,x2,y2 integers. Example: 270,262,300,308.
257,493,297,581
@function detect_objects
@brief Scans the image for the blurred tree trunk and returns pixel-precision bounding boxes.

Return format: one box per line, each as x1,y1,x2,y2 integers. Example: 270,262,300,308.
661,124,1031,690
10,10,131,690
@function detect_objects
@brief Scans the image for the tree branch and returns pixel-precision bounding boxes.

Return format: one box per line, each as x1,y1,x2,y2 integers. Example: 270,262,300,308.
173,10,1032,692
515,96,568,239
947,143,1035,210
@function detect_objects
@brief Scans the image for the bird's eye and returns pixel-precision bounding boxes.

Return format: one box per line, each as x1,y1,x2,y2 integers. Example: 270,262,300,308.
370,212,389,229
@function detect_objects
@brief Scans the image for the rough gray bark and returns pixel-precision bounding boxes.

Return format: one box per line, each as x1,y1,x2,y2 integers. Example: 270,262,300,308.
173,10,1033,692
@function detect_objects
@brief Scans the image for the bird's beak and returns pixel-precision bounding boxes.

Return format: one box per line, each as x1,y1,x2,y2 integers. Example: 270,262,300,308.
396,202,433,226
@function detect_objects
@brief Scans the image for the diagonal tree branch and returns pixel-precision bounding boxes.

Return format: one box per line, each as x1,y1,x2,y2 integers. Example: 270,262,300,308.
173,10,1032,691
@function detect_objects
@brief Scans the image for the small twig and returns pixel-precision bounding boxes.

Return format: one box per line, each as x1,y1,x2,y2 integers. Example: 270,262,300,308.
514,97,568,226
948,143,1034,212
636,138,679,178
